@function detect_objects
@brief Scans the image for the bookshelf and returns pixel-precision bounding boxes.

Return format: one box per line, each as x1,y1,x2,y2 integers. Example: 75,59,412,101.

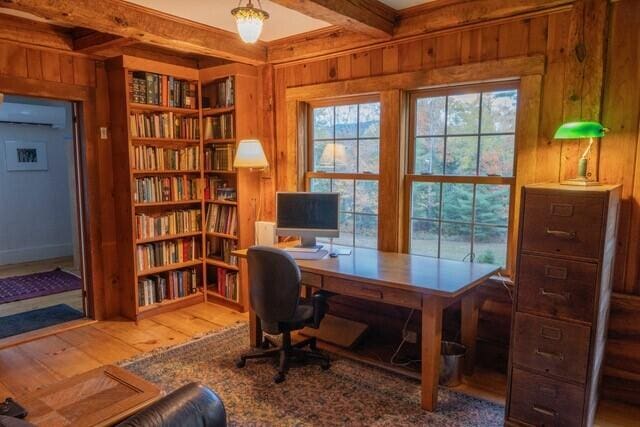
108,57,258,319
200,64,259,312
108,57,205,320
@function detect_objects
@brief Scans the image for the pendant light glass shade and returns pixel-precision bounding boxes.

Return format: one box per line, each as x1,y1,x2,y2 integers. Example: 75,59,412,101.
231,1,269,44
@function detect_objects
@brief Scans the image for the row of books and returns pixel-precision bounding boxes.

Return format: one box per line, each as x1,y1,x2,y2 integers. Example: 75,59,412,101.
135,209,201,240
206,204,238,236
212,268,239,302
130,71,197,109
207,238,238,266
133,145,200,171
130,112,200,140
204,178,236,201
136,237,200,272
203,113,234,140
203,76,234,109
134,176,199,204
138,269,199,307
204,145,235,171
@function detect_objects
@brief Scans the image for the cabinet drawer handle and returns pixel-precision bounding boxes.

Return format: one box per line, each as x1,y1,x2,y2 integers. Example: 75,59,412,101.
545,227,576,240
535,348,564,361
539,288,571,302
544,265,568,280
532,405,557,417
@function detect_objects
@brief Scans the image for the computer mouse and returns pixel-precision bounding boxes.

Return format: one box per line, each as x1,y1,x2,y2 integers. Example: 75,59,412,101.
329,252,338,258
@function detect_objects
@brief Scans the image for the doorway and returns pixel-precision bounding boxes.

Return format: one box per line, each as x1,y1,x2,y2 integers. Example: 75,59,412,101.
0,94,86,339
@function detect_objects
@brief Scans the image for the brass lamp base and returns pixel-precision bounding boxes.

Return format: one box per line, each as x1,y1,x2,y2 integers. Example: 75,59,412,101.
561,177,601,186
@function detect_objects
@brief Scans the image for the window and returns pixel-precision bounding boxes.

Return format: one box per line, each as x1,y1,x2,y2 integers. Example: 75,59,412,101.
407,84,518,268
306,98,380,248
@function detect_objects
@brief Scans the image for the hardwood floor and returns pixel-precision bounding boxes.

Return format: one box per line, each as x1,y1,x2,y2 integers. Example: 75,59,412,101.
0,257,84,317
0,302,636,426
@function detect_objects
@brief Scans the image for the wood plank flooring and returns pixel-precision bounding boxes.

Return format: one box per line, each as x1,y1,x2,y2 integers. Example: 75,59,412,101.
0,302,636,426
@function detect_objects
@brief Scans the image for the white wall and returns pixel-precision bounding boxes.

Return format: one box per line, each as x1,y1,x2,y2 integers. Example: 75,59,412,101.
0,96,75,266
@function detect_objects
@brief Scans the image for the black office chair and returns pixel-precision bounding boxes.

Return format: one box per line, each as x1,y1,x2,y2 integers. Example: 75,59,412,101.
236,246,331,383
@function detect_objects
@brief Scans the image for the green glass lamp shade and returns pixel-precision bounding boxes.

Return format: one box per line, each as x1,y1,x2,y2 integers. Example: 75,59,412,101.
554,121,607,139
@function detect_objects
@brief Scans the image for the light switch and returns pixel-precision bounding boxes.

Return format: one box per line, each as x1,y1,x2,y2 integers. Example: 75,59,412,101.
100,127,108,139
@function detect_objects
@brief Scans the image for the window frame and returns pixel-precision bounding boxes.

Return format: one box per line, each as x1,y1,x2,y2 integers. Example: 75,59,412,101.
403,81,519,274
304,95,382,249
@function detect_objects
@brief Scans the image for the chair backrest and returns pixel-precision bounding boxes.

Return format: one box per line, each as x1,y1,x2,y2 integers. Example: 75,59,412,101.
247,246,302,327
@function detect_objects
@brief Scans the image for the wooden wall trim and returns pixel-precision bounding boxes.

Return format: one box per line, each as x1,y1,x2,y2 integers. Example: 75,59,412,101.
286,55,545,100
199,63,258,82
115,55,199,80
0,75,92,101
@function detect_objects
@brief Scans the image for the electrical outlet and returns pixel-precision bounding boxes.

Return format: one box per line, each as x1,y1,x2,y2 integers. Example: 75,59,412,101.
100,127,108,139
403,330,417,344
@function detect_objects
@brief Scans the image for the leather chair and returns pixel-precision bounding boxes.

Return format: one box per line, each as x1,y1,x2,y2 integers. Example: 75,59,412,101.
0,383,226,427
236,246,331,383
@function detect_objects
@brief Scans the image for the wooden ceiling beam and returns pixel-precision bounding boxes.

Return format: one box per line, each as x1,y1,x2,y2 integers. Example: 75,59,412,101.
268,0,574,63
270,0,396,38
0,12,73,51
73,32,136,55
0,0,267,65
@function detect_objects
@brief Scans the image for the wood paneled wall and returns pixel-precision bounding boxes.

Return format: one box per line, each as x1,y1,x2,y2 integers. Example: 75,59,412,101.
0,41,118,319
264,0,640,404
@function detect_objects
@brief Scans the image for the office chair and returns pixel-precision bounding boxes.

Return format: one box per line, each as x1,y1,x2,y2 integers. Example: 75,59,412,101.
236,246,331,383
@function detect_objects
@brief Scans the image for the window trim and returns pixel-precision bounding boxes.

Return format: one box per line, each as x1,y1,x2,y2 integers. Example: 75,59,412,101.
403,81,520,273
305,95,382,248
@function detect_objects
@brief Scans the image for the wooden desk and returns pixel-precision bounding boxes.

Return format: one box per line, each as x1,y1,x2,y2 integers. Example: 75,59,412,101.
233,244,499,411
20,365,160,426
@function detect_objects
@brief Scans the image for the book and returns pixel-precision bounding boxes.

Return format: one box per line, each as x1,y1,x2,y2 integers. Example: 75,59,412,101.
207,237,238,266
129,71,197,109
203,113,234,140
129,112,200,139
137,268,199,307
205,204,238,236
134,176,199,203
204,144,235,171
133,145,200,171
135,209,201,240
136,237,200,271
211,268,239,302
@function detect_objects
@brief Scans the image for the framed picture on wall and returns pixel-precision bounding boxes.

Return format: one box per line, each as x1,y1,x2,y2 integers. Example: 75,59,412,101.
4,140,48,171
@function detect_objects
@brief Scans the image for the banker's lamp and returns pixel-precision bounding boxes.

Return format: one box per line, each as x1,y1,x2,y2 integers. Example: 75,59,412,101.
554,121,608,186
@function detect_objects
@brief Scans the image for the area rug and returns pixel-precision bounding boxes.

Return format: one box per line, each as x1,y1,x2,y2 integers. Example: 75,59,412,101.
122,323,504,426
0,304,84,338
0,269,81,304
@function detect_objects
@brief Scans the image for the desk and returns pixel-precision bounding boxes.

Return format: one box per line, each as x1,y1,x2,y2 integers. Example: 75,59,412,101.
233,244,499,411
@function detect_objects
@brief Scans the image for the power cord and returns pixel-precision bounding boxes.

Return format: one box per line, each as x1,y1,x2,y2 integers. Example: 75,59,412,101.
497,271,513,301
390,309,421,367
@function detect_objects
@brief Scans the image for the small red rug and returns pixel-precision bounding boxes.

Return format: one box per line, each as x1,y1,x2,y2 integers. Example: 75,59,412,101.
0,269,82,304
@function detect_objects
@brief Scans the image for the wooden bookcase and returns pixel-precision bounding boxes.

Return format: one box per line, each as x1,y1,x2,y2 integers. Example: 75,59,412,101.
107,57,257,320
200,64,259,313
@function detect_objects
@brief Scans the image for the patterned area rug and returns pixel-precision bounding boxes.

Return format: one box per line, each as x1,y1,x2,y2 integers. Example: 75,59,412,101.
0,269,81,304
123,323,504,426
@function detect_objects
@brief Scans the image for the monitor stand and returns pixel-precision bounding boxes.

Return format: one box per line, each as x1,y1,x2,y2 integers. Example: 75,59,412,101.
285,236,323,253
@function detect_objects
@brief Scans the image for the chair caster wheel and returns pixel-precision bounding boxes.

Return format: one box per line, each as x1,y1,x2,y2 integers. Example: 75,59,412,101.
274,372,286,383
321,361,330,370
236,358,246,368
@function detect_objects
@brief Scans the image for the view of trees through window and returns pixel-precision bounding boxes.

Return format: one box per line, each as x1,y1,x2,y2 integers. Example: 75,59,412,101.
308,101,380,248
409,87,518,266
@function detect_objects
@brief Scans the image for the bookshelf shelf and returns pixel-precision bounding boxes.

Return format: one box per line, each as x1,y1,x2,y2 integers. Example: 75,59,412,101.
204,138,236,144
206,232,238,240
206,289,243,311
136,231,202,244
132,170,201,176
138,291,204,314
134,200,202,208
202,106,235,116
206,258,239,271
131,137,200,145
129,103,199,114
137,259,203,277
204,170,236,174
206,199,237,206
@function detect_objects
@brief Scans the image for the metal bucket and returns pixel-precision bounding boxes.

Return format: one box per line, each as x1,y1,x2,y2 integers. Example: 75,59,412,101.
439,341,466,387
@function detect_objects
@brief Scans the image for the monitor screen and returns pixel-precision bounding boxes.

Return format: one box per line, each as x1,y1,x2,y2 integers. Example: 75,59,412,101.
276,192,339,232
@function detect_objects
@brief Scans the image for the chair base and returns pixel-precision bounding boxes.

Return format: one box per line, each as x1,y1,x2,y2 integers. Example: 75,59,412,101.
236,333,330,383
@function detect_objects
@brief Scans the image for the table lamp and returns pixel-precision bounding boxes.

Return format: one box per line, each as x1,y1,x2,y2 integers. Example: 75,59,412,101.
554,121,608,186
233,139,269,171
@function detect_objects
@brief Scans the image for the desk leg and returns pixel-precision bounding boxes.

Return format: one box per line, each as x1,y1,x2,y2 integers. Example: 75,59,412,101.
461,292,479,376
249,310,262,348
421,295,443,411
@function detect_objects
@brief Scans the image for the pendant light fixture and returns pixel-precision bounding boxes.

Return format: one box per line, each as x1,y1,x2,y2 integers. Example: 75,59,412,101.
231,0,269,44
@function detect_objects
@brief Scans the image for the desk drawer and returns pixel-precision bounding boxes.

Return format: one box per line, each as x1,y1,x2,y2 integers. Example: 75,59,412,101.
513,313,590,383
509,367,584,427
323,277,421,309
521,192,604,259
517,255,597,323
301,272,322,288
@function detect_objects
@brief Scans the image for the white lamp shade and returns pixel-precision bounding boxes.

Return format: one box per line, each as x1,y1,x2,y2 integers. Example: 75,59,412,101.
234,139,269,169
319,142,347,168
235,17,264,43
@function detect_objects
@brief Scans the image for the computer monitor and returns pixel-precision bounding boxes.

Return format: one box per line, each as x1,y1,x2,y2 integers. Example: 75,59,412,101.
276,192,339,249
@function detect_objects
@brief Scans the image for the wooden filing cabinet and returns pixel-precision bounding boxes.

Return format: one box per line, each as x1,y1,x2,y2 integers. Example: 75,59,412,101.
505,183,621,427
